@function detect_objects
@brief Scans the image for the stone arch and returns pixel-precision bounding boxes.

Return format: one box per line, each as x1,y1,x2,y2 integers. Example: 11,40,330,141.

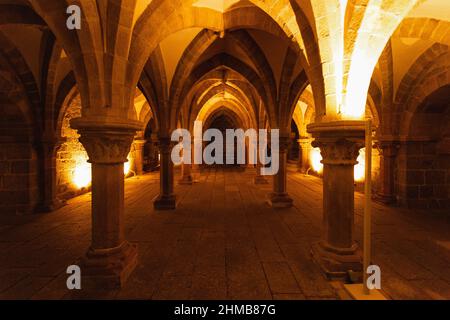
0,31,41,131
344,0,419,118
400,68,450,137
397,82,450,210
395,44,449,109
27,0,106,117
55,72,77,136
42,39,64,132
0,3,45,26
203,107,246,132
394,18,450,46
178,53,272,128
195,98,255,133
127,1,309,117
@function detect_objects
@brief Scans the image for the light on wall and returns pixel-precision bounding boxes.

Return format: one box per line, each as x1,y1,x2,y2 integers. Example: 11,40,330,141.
73,155,91,189
310,148,323,173
72,153,132,189
124,153,131,175
354,148,366,182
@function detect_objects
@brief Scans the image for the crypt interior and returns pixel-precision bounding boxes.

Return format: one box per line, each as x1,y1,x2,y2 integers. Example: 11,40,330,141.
0,0,449,300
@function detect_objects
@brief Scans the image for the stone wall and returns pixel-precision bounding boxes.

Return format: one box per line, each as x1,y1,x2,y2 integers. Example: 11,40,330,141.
397,140,450,210
56,96,90,199
0,133,39,215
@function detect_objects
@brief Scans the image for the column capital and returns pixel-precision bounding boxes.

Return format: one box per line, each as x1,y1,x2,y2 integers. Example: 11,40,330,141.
297,137,312,145
308,120,365,165
375,140,400,157
133,139,147,147
312,138,364,165
71,117,141,164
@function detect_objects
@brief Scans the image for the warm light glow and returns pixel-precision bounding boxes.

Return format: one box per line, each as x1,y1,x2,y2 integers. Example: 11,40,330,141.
124,153,131,175
336,0,348,113
343,48,372,119
193,0,240,12
310,148,323,173
73,156,91,189
310,147,367,181
354,148,366,182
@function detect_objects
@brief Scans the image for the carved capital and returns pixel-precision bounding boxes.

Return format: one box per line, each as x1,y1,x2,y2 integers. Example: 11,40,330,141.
297,137,312,146
308,120,365,165
312,138,363,165
376,140,400,158
71,117,141,164
133,139,147,148
78,130,135,164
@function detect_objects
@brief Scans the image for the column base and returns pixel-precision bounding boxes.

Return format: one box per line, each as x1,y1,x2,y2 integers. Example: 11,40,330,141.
311,241,362,280
254,176,269,185
80,241,138,289
153,194,177,210
35,199,66,213
298,167,309,174
267,192,293,208
178,176,195,185
374,193,397,205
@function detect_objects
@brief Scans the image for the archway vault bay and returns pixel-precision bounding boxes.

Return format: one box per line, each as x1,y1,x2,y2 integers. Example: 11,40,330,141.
0,0,449,299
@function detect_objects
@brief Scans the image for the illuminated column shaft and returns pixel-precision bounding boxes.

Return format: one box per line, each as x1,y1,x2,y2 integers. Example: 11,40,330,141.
36,138,65,212
308,121,365,278
377,141,399,204
72,120,139,288
154,137,176,209
298,137,312,173
268,136,293,208
132,139,146,175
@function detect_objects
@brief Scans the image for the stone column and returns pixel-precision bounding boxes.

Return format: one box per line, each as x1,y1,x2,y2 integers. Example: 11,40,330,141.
254,136,269,184
35,137,66,212
71,118,140,288
147,133,160,171
268,136,293,208
132,139,146,176
254,162,269,184
179,142,194,185
298,137,312,173
179,162,194,185
154,137,176,210
376,141,399,205
308,121,365,278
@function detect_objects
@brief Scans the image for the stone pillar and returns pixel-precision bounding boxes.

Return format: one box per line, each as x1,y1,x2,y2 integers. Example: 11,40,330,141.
308,121,365,278
178,142,194,185
71,118,140,288
35,137,66,212
254,162,269,184
146,133,160,171
179,162,194,185
254,137,269,184
298,137,312,173
376,141,399,205
154,137,176,210
268,136,293,208
132,139,146,176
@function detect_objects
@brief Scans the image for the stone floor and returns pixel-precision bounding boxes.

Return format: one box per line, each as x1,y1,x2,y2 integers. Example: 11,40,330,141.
0,167,449,300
